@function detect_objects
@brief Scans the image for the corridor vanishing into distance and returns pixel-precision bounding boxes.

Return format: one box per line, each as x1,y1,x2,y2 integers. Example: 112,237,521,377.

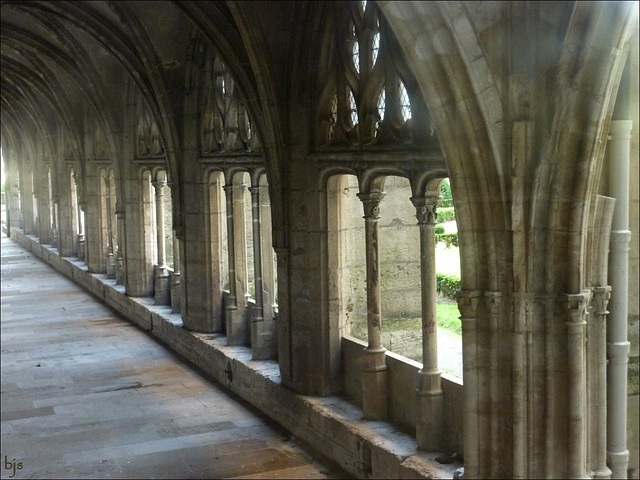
0,234,346,479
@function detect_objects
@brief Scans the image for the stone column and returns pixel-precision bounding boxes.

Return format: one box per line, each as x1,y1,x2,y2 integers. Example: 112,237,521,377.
224,184,247,344
21,164,35,235
171,228,181,314
411,194,444,450
77,201,86,261
105,176,115,279
115,205,125,284
51,198,59,249
592,286,613,479
457,289,482,479
152,177,170,305
607,119,632,480
357,191,388,420
249,185,275,360
563,290,592,480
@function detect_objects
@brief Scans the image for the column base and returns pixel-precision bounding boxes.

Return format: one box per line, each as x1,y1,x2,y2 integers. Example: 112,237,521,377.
225,300,248,346
251,308,277,360
362,347,388,420
607,450,629,479
170,272,181,314
592,466,612,479
77,236,85,261
106,253,115,279
416,369,445,451
115,257,124,284
154,266,171,305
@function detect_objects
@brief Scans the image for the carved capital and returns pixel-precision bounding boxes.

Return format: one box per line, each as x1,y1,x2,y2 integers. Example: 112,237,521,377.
223,184,233,195
590,285,612,316
248,186,260,196
562,290,592,326
151,180,165,195
357,191,385,219
457,289,482,318
411,194,440,225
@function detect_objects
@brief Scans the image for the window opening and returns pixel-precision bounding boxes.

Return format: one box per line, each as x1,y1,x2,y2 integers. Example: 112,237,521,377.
372,31,380,66
399,81,411,122
352,38,360,74
349,90,358,127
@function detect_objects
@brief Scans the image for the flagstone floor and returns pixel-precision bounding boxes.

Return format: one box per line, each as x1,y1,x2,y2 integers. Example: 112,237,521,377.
0,234,348,479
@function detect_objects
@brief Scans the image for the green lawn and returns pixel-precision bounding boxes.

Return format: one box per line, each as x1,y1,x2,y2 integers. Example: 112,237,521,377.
352,303,461,337
436,303,462,335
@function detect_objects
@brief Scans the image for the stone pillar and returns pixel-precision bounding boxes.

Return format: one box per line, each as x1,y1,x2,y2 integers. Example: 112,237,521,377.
592,286,613,479
51,198,59,249
485,290,502,477
224,184,239,338
152,176,170,305
457,289,482,479
115,205,125,284
563,290,592,480
249,181,277,359
607,119,632,480
260,183,276,317
37,171,52,244
21,163,35,235
105,176,115,279
77,202,86,261
411,194,444,450
357,191,388,420
224,181,249,345
171,229,181,314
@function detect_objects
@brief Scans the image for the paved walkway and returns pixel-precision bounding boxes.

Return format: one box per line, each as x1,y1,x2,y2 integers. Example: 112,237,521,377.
0,234,347,479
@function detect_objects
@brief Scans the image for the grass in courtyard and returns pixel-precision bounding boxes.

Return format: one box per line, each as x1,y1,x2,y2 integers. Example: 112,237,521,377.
436,303,462,335
353,303,462,338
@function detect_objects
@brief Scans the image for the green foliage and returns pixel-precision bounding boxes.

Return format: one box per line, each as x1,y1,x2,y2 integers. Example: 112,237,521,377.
436,207,455,223
436,273,461,299
436,232,458,248
434,224,445,234
440,179,453,207
437,303,462,335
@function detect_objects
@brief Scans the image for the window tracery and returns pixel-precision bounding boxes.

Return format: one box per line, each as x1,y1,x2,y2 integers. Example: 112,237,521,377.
135,92,164,158
200,49,260,155
316,1,435,148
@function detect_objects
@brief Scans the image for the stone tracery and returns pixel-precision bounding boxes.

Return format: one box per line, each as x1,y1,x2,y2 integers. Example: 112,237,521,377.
0,1,638,479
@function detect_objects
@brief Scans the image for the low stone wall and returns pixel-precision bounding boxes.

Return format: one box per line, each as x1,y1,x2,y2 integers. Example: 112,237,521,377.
9,227,461,479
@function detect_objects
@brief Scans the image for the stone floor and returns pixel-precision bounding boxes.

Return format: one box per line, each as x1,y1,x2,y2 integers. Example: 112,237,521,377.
0,234,349,479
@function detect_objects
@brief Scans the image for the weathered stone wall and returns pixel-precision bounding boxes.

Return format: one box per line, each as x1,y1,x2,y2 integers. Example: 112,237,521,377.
334,175,424,341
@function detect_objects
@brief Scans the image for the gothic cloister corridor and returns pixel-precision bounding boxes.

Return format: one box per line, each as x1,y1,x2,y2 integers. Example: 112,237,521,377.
1,1,639,478
0,233,345,479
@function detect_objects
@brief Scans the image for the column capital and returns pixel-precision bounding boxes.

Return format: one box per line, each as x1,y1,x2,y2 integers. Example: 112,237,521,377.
174,224,185,240
151,180,166,193
411,194,441,225
248,186,260,195
223,184,233,194
357,191,385,219
561,290,592,326
590,285,612,316
457,289,482,318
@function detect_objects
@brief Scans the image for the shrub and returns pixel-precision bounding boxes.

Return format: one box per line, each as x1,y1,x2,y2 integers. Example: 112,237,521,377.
434,224,445,234
436,273,460,299
436,232,458,248
440,179,453,207
436,207,456,223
